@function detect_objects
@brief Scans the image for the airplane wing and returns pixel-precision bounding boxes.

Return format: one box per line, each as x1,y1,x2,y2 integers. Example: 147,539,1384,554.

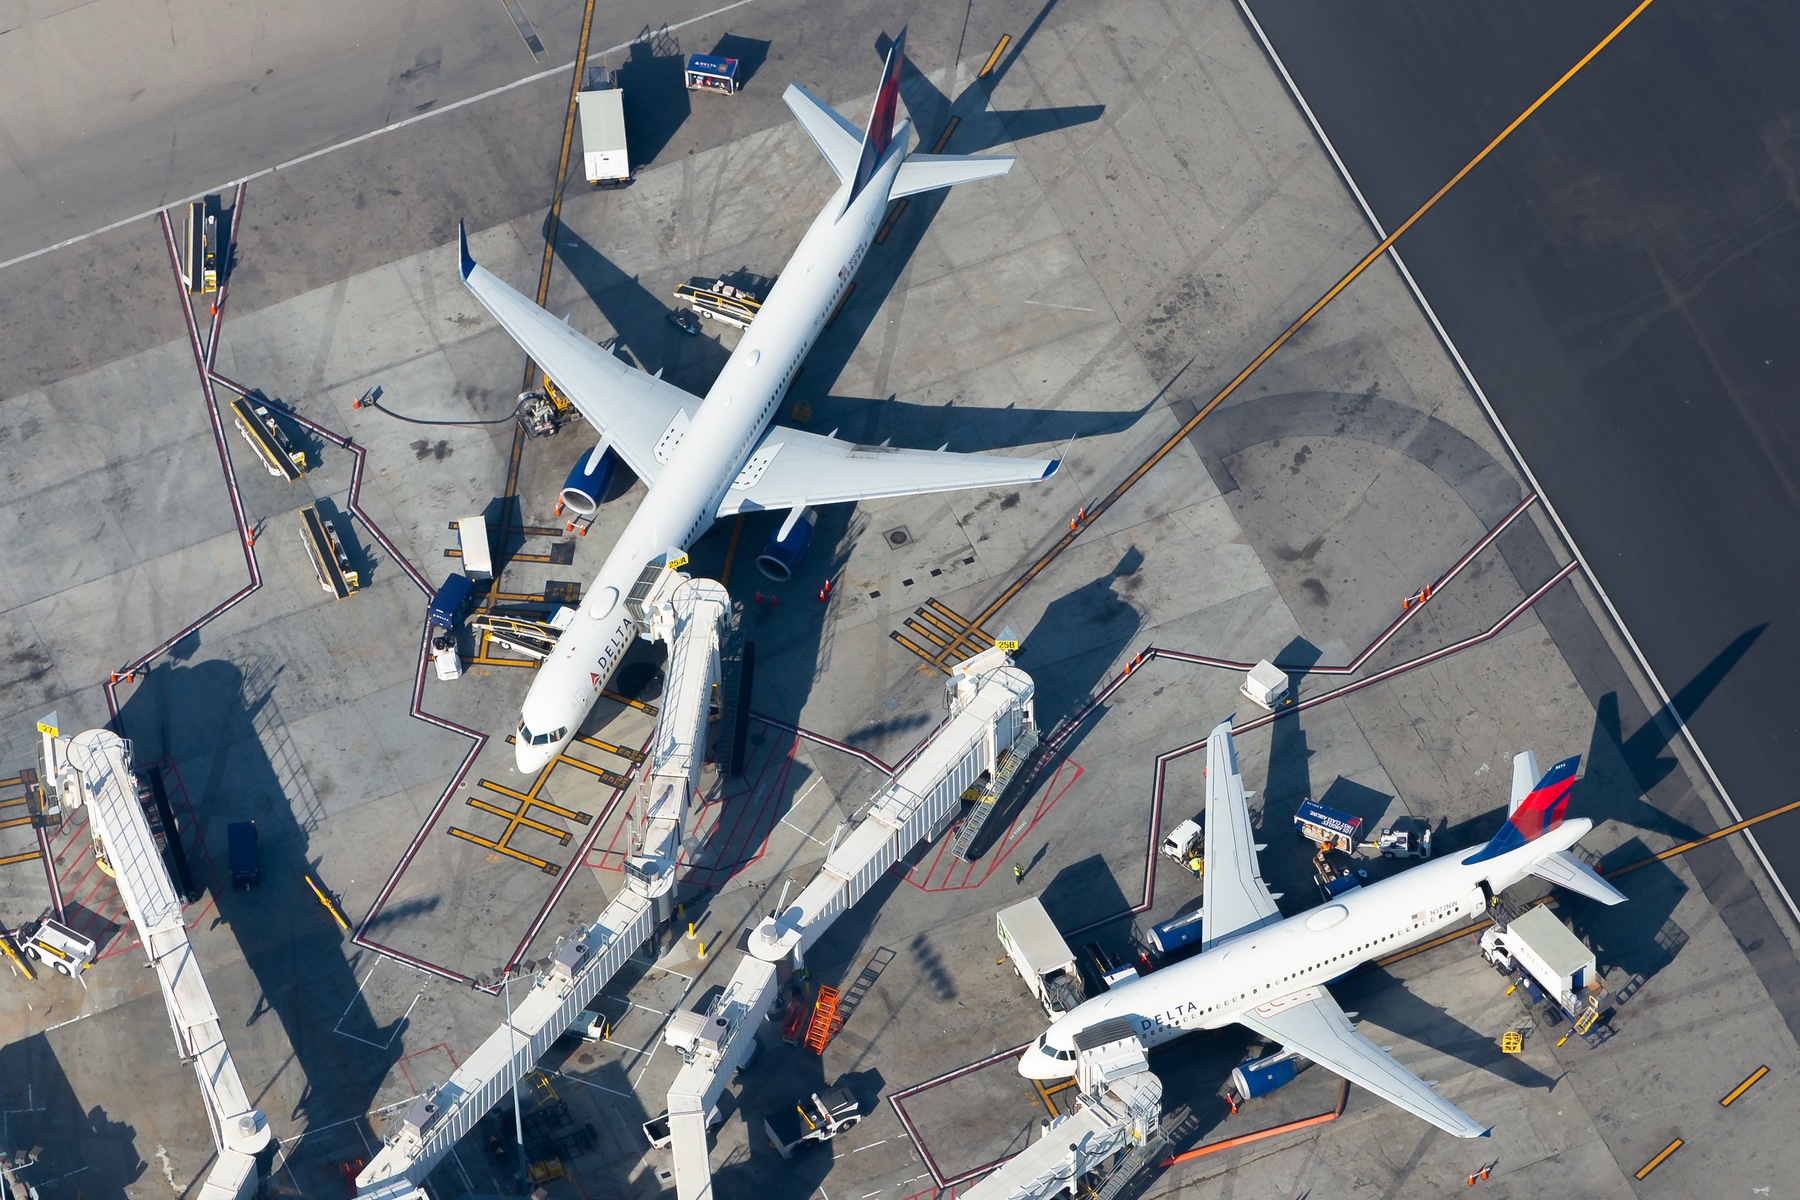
715,423,1057,517
1201,718,1283,949
1237,985,1489,1139
457,224,689,484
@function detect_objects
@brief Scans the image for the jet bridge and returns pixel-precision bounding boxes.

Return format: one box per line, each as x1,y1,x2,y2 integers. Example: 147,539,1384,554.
51,729,270,1200
357,566,730,1197
662,647,1037,1200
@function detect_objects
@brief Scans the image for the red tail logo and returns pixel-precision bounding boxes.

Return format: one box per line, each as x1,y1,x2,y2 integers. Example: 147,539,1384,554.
848,27,908,205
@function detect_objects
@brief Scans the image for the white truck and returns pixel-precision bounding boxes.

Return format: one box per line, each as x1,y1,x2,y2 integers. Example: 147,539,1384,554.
1159,817,1203,873
1479,906,1603,1025
576,78,630,186
997,897,1085,1017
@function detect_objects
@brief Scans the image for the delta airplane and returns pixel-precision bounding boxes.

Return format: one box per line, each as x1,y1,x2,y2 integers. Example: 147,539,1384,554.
1020,718,1627,1138
457,30,1059,772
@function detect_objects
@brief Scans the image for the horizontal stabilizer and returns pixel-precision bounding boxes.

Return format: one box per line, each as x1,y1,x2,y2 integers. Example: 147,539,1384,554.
784,83,863,182
1530,849,1627,906
890,153,1016,199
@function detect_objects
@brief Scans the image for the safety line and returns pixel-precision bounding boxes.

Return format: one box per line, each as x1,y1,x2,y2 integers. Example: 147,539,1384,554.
928,0,1659,667
1635,1137,1683,1179
1720,1065,1768,1106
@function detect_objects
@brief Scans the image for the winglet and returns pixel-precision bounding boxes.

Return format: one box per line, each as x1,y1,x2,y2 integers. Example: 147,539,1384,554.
1042,459,1060,480
457,220,476,282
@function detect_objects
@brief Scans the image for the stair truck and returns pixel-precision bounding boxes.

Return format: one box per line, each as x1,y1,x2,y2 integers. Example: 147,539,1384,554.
997,897,1086,1017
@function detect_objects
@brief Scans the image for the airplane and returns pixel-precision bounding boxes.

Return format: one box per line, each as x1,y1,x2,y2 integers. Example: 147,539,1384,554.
1019,717,1627,1138
456,29,1060,772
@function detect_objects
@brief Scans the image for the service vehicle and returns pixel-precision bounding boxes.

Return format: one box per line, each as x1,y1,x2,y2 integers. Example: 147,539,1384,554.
1312,846,1364,899
1159,817,1203,874
1294,797,1362,853
764,1087,860,1158
299,506,359,598
672,279,763,330
456,514,493,580
997,897,1085,1016
1378,816,1432,859
684,53,740,94
230,395,306,479
576,76,631,186
668,307,701,335
19,916,97,976
1479,906,1605,1028
431,630,463,681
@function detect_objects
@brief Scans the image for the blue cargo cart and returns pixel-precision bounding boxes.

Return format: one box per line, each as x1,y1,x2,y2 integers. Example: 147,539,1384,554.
685,54,740,94
1294,798,1362,852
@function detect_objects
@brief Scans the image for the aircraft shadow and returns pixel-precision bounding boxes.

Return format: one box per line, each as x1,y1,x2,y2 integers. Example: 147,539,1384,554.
801,389,1153,454
1332,966,1561,1094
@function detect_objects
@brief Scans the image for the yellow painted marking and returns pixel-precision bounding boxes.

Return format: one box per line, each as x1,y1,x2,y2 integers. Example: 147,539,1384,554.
479,779,537,805
0,850,42,868
602,690,658,714
1635,1137,1683,1180
874,198,908,244
466,797,572,845
577,735,645,763
720,514,745,587
929,115,960,154
0,815,33,831
552,755,631,790
978,34,1011,78
1721,1065,1768,1106
925,599,995,646
889,631,951,673
449,826,559,874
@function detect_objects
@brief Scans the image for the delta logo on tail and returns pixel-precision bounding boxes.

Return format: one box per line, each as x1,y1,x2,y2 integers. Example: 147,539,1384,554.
848,27,908,205
1463,754,1580,864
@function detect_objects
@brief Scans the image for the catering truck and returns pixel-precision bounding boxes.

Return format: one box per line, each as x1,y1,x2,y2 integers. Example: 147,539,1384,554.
576,74,630,186
1480,906,1604,1027
997,897,1085,1017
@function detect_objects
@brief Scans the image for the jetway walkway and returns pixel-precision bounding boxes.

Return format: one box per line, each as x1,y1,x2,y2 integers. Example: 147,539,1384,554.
663,648,1037,1200
357,566,730,1197
53,730,270,1200
959,1021,1162,1200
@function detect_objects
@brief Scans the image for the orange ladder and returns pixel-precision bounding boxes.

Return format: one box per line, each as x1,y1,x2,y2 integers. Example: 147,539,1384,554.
803,985,842,1054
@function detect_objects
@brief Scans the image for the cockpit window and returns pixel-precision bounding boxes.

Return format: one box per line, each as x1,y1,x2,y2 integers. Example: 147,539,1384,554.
519,722,533,742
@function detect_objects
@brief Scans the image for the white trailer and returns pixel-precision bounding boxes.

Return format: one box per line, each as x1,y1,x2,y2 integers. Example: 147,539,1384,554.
576,84,630,186
1479,906,1601,1021
997,897,1085,1017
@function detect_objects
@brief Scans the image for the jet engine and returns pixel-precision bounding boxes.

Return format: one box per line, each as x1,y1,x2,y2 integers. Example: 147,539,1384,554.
559,441,617,516
755,507,819,582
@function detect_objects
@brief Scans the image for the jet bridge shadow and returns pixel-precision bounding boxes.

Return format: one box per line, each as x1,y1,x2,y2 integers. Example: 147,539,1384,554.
0,1033,143,1199
117,658,402,1148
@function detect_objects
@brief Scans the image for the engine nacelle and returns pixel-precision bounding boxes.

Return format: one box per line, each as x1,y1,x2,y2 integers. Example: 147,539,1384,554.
560,442,617,516
756,507,818,582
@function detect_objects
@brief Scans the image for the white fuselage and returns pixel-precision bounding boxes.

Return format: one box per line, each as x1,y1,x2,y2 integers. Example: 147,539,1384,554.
1017,819,1591,1077
513,126,911,771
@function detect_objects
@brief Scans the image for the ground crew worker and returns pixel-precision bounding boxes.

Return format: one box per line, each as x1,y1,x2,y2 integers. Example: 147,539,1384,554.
1013,863,1024,885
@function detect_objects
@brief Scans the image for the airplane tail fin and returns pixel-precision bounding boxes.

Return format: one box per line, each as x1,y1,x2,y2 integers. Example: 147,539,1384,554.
1464,755,1579,865
847,27,908,203
785,28,1015,203
1507,750,1539,817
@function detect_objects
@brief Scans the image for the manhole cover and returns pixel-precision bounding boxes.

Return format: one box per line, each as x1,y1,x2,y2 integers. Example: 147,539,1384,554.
884,526,911,548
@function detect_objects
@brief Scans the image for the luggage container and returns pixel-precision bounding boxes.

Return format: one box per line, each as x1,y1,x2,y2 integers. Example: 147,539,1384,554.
684,53,740,94
1147,909,1204,960
1294,798,1362,852
428,573,475,632
228,821,260,889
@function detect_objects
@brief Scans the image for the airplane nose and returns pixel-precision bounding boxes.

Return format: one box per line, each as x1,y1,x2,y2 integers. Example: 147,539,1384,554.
515,740,554,774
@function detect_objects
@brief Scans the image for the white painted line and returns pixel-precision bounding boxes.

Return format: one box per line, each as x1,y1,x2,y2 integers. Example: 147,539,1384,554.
853,1138,889,1152
1023,299,1097,313
781,816,828,846
1234,0,1800,931
0,0,760,274
550,1068,638,1101
43,1011,91,1032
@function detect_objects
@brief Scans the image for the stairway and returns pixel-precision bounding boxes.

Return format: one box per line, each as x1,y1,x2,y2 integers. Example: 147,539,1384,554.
950,725,1040,862
803,985,841,1054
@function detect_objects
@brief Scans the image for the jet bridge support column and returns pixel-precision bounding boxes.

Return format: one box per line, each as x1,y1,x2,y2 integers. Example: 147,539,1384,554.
663,649,1037,1200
